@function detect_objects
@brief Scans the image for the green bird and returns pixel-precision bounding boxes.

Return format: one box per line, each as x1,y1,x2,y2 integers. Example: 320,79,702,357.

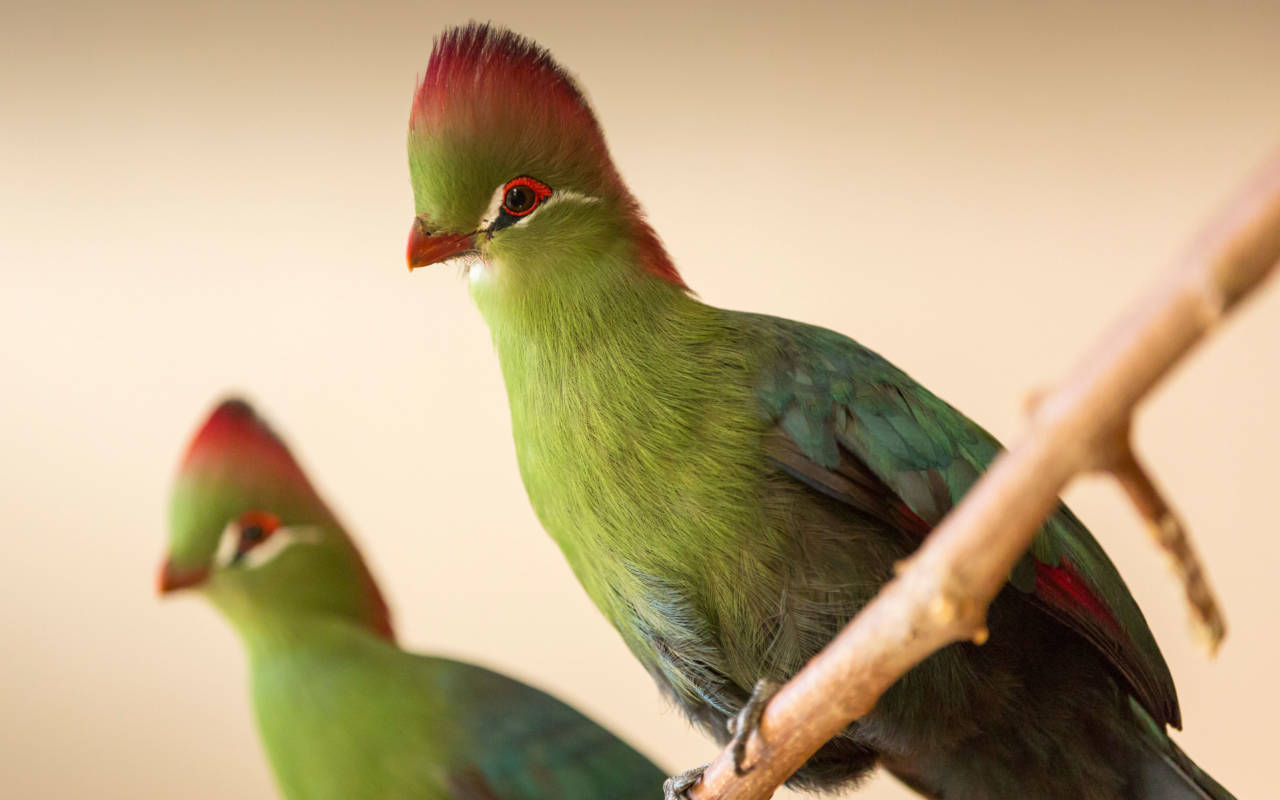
405,24,1234,800
158,398,666,800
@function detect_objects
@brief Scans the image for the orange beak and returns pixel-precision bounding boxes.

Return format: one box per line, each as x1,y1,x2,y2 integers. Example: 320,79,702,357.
157,559,210,594
406,221,476,271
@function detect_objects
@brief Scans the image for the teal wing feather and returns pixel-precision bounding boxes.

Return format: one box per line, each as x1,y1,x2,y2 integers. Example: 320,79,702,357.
750,314,1180,729
428,657,668,800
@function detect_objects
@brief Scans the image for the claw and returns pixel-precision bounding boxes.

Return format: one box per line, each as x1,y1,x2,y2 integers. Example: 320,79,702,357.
727,678,782,776
663,764,707,799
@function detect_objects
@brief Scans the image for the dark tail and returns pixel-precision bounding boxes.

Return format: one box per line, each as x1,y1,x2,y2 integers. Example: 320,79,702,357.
1130,700,1235,800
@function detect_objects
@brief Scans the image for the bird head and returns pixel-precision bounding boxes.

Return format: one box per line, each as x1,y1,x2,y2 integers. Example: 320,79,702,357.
158,399,393,640
405,23,684,321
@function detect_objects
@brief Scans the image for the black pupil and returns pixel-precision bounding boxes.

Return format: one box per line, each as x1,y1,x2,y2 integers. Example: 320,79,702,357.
241,525,264,543
505,185,535,213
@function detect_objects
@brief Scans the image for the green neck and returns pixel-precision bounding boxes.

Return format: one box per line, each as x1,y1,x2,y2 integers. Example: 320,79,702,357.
200,529,393,657
470,250,767,561
476,272,723,464
489,278,691,357
206,583,367,660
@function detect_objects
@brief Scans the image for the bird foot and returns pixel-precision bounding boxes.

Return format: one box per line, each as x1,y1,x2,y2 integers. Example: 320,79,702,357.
663,679,783,796
727,678,782,775
663,763,707,799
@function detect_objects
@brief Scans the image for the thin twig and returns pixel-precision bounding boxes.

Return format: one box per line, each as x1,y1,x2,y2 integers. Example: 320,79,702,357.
1102,431,1227,653
686,149,1280,800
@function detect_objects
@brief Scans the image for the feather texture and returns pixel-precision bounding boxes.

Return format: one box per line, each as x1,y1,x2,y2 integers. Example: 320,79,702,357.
753,316,1181,729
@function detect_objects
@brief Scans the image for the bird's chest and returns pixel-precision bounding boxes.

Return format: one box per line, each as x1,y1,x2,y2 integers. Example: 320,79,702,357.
511,377,709,554
508,361,812,700
504,350,767,586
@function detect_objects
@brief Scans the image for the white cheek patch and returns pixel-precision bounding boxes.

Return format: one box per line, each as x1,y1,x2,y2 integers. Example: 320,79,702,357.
438,251,484,274
215,520,240,566
429,249,487,285
476,184,507,231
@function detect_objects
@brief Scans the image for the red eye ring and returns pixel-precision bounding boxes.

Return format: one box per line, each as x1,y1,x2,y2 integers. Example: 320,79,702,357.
235,510,281,552
501,176,552,217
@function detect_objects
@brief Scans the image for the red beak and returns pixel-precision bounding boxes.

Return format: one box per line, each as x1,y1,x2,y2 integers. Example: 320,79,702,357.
406,221,476,271
157,559,210,594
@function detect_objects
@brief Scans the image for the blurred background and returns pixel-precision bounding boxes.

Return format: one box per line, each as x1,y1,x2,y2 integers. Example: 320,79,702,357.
3,1,1279,797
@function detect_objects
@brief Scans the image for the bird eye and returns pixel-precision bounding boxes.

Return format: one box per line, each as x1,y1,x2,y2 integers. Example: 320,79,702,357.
500,176,552,217
229,510,281,564
505,185,535,214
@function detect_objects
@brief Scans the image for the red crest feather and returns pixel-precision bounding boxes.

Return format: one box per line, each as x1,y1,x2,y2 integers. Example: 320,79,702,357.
411,23,596,140
180,399,307,489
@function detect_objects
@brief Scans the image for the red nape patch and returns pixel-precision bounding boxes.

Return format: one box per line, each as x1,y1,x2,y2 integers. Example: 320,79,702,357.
364,577,396,644
1034,559,1121,632
630,218,687,289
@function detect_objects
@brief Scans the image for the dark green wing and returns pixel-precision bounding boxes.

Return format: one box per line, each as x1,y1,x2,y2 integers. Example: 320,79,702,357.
750,314,1180,728
429,657,668,800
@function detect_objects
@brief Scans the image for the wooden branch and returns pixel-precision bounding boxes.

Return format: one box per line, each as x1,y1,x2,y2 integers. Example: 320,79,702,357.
685,150,1280,800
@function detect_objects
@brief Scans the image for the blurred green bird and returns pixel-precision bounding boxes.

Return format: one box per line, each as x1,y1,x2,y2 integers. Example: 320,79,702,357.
159,398,666,800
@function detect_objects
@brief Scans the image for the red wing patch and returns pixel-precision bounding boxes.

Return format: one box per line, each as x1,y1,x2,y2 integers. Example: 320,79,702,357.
1034,558,1121,633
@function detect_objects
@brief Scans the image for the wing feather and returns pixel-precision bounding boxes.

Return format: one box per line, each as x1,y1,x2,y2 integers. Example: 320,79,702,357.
753,317,1181,728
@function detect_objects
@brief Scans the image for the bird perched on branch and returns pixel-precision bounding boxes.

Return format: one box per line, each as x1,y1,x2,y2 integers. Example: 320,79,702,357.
405,24,1235,800
158,398,666,800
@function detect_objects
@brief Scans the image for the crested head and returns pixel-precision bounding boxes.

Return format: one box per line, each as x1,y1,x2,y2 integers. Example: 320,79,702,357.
407,23,683,292
161,398,393,640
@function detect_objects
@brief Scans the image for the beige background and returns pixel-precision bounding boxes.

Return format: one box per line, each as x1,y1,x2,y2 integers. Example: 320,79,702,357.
3,1,1278,797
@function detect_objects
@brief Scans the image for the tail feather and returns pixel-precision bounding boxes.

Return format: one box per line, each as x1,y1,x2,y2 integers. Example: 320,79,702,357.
1130,699,1235,800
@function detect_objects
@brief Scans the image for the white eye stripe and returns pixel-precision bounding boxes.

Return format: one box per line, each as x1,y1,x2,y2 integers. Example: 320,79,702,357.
502,191,602,232
216,523,324,570
240,526,318,569
476,183,600,231
541,190,602,210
